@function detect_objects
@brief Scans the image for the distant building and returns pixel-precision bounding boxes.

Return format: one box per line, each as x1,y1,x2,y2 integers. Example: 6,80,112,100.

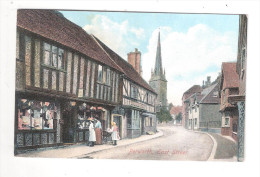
170,106,182,125
186,82,222,132
149,31,168,111
182,85,202,129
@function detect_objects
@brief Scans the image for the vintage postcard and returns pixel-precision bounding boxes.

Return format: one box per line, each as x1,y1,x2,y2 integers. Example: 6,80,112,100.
14,8,246,162
0,1,259,177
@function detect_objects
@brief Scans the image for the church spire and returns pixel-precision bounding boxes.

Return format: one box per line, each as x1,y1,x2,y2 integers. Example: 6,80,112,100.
154,30,163,76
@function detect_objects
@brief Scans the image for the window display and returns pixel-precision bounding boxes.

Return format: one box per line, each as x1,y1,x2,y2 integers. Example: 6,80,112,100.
17,99,56,130
77,103,90,129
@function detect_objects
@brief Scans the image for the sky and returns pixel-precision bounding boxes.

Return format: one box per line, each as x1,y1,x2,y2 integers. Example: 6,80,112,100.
60,10,239,106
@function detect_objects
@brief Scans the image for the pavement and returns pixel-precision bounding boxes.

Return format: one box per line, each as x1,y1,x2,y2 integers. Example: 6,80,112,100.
16,130,164,158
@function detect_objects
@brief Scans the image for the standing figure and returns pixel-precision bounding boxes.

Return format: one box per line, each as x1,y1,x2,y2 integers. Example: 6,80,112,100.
88,120,96,147
111,122,119,146
95,120,102,145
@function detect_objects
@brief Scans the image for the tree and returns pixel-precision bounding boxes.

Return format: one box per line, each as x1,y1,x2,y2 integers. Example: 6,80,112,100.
156,107,173,123
168,103,173,111
176,112,182,122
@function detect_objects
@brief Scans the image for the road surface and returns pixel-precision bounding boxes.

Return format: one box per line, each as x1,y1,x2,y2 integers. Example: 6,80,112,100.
82,125,213,161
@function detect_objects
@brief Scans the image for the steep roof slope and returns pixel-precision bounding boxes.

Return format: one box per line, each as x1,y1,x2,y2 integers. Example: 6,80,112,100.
182,85,202,100
200,83,220,104
17,9,123,72
92,35,157,94
221,62,239,89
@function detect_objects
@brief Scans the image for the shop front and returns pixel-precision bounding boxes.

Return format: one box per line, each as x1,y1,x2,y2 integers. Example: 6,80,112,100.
15,94,63,153
126,109,142,139
15,93,113,153
62,102,112,145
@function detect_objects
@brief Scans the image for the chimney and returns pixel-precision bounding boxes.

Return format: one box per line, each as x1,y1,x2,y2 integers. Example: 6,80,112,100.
127,48,142,76
207,76,211,83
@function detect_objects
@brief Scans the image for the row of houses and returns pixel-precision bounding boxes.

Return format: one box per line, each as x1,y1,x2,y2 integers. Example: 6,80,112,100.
15,9,157,153
181,14,247,161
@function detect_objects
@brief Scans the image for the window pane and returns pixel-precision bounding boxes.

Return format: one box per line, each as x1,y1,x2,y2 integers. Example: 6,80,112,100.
44,43,51,65
103,68,107,83
44,43,51,51
59,72,64,92
52,46,58,67
98,65,103,82
43,102,55,130
52,71,56,90
58,49,64,69
18,100,31,130
43,69,49,89
106,68,110,85
32,109,42,130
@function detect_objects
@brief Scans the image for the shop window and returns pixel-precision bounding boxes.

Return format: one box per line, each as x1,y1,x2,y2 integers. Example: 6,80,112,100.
77,103,90,129
17,99,56,130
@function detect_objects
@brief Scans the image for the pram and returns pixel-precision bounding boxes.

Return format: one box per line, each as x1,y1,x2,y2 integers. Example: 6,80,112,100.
102,130,112,144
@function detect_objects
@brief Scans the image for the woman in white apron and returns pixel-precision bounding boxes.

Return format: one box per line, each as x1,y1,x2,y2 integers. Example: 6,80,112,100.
89,121,96,147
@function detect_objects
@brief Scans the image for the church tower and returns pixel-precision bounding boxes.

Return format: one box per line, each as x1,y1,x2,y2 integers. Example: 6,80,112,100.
149,31,168,111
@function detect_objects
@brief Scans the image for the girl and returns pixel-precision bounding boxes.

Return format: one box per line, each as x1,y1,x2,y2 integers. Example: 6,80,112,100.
111,122,119,146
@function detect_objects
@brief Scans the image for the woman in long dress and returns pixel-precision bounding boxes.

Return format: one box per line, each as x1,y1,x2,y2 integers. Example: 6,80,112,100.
111,122,119,146
95,120,102,145
89,121,96,147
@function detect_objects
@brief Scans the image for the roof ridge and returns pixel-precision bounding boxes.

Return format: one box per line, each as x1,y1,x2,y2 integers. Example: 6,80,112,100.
92,35,156,94
90,35,124,74
199,83,218,103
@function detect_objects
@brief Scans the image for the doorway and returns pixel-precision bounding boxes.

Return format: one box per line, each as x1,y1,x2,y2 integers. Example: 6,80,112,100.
62,109,75,143
112,115,122,138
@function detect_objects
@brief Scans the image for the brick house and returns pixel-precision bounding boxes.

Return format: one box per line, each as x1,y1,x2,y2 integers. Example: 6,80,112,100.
219,62,239,141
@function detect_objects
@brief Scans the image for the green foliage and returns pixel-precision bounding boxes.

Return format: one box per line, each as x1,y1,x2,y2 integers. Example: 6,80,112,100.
176,112,182,121
156,108,173,123
168,103,174,111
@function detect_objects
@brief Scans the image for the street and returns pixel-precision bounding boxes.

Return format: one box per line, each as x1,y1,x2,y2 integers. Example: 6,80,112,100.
81,125,213,161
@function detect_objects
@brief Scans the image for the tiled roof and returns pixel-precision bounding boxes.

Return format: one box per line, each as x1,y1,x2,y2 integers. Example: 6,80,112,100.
182,85,202,100
92,35,157,94
185,83,220,104
221,62,239,89
200,83,220,104
170,106,182,115
17,9,123,72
